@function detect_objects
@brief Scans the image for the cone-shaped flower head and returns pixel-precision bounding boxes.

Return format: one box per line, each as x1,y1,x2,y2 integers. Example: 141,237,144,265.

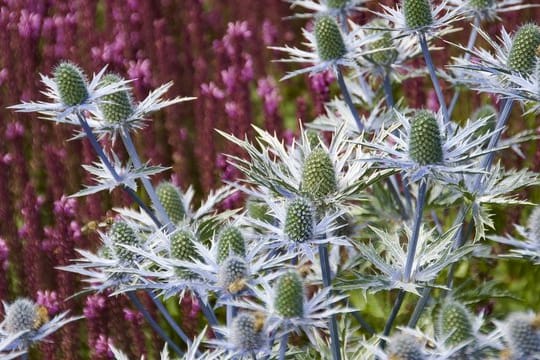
527,207,540,244
230,313,265,352
98,74,134,123
315,16,347,61
326,0,348,9
170,230,198,261
408,110,443,166
274,271,305,319
218,256,248,292
109,221,141,262
468,0,493,10
3,299,38,334
284,198,315,243
366,20,398,67
217,226,246,264
301,148,337,199
246,197,274,224
502,313,540,358
156,182,185,224
403,0,433,30
437,301,474,347
53,62,89,106
387,332,426,360
507,24,540,75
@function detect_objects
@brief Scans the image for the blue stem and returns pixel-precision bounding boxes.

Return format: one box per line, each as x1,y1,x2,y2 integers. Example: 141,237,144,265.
120,128,174,232
226,304,234,328
76,113,162,227
319,244,341,360
383,72,395,108
147,291,193,348
448,17,480,118
403,180,428,282
196,294,219,328
278,333,289,360
380,289,406,349
127,291,184,357
336,68,364,131
419,33,449,124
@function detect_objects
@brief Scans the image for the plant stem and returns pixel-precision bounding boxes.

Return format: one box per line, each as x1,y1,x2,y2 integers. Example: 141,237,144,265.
380,289,406,349
319,244,341,360
383,72,395,108
147,291,193,348
76,113,162,227
336,68,364,131
403,180,428,282
127,291,184,357
448,17,480,118
120,128,174,231
419,33,449,124
279,333,289,360
407,287,430,328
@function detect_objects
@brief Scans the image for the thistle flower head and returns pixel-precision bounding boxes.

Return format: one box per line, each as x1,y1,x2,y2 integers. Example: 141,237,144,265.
156,182,185,224
218,256,249,292
387,332,426,360
274,271,305,319
230,313,266,353
170,230,198,261
366,21,399,67
53,61,89,107
314,16,347,61
507,24,540,75
499,312,540,358
246,197,274,224
403,0,433,30
408,110,443,166
437,301,474,347
217,226,246,264
284,198,315,243
109,221,141,262
98,74,134,124
527,207,540,244
468,0,493,10
301,148,337,199
3,299,38,334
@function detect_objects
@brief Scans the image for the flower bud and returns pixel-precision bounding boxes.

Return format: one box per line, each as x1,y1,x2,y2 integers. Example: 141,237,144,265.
437,301,474,347
507,24,540,75
502,313,540,358
218,256,248,291
403,0,433,30
315,16,347,61
274,271,304,319
217,226,246,264
53,62,89,106
98,74,134,123
4,298,38,334
170,230,198,261
156,182,185,224
301,148,337,199
387,332,426,360
408,110,443,166
109,221,140,262
230,313,265,352
284,198,314,243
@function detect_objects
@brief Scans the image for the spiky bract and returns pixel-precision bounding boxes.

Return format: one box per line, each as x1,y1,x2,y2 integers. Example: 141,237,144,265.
528,207,540,244
408,110,443,165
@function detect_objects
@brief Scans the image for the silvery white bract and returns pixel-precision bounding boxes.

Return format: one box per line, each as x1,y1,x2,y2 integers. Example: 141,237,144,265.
285,0,369,18
446,0,536,21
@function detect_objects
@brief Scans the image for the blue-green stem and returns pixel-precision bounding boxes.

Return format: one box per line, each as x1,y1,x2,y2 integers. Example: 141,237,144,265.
127,291,183,356
419,33,449,124
278,333,289,360
448,17,480,118
147,291,193,349
380,289,406,349
319,244,341,360
404,180,428,282
120,127,174,232
383,72,395,108
76,113,162,227
336,68,364,131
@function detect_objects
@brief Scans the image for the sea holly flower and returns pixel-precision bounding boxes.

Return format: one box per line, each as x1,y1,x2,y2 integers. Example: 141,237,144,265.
450,24,540,96
285,0,369,18
359,109,499,183
446,0,536,22
0,298,81,352
495,312,540,359
385,332,427,360
156,181,186,225
270,15,380,80
72,153,168,197
233,272,348,346
9,61,129,124
340,225,473,294
375,0,463,38
216,225,247,264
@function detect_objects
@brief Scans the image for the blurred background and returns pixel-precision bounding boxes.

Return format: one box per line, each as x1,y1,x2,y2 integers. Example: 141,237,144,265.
0,0,539,358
